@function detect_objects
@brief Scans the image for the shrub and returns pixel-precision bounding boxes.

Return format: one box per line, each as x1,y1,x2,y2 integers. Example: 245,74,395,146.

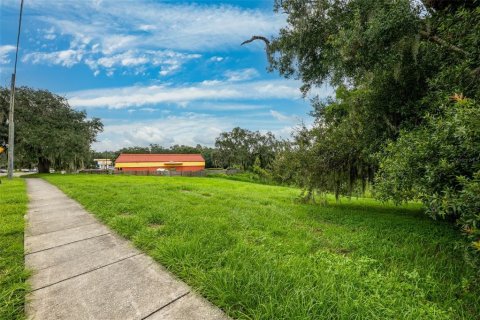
375,98,480,256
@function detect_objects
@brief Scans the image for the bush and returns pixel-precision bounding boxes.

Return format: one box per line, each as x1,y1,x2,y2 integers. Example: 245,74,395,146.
456,173,480,250
375,98,480,255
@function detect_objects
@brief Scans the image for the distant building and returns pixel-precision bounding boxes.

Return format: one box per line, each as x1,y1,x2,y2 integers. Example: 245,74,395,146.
94,159,113,169
115,154,205,172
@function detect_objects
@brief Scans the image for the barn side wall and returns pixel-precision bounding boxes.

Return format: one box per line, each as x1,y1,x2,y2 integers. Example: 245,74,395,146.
119,165,205,172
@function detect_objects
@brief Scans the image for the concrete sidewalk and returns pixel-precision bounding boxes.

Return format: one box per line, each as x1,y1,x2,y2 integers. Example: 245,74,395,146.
25,178,229,320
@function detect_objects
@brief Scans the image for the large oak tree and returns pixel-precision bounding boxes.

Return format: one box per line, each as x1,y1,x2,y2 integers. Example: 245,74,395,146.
246,0,480,253
0,87,103,172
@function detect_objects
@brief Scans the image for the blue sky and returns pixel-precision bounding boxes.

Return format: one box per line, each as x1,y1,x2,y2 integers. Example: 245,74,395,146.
1,0,332,151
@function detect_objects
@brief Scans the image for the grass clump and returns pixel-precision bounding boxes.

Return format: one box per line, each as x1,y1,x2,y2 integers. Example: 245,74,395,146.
44,174,480,319
0,178,29,320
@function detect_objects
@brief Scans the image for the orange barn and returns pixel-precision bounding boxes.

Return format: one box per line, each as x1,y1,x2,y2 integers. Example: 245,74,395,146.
115,154,205,172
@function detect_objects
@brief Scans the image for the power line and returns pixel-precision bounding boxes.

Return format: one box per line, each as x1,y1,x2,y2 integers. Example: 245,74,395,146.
7,0,25,179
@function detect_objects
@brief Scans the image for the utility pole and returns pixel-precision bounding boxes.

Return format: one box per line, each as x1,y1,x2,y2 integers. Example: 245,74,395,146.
7,0,25,179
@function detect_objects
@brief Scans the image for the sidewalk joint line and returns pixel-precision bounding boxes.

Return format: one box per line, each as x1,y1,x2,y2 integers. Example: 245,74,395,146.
25,233,111,256
141,291,191,319
28,209,84,219
27,222,98,237
31,252,144,292
33,244,125,272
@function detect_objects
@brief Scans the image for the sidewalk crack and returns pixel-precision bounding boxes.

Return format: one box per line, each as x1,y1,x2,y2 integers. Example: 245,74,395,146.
141,291,191,320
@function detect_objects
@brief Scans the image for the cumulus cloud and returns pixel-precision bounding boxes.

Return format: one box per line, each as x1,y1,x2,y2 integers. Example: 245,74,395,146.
67,79,318,109
0,45,16,64
92,111,304,151
93,113,230,150
225,68,260,82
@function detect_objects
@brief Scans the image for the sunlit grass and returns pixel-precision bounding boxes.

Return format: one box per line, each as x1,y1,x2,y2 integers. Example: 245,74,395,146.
43,174,479,319
0,178,29,320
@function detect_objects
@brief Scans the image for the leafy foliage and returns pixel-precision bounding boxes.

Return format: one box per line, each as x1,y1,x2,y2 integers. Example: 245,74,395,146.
264,0,440,197
257,1,480,256
376,98,480,255
215,127,279,170
0,87,103,172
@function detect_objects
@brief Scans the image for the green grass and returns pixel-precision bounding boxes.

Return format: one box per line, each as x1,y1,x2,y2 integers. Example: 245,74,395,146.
210,172,274,185
0,178,29,320
42,174,479,319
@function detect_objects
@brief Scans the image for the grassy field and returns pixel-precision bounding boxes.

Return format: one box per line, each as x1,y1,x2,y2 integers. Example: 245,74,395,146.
0,178,29,320
43,174,479,319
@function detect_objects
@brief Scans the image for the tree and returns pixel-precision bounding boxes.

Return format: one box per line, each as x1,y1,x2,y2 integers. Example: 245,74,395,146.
249,0,480,255
215,127,279,170
375,97,480,231
0,87,103,173
244,0,479,197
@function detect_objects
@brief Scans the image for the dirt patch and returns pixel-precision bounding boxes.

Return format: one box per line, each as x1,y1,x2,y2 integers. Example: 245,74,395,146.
148,223,164,230
331,248,352,256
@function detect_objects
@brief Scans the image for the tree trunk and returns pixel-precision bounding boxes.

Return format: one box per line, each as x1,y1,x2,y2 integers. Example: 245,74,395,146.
38,157,51,173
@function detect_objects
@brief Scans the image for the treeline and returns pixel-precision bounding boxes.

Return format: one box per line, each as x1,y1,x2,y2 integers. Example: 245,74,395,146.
91,127,282,171
92,144,218,168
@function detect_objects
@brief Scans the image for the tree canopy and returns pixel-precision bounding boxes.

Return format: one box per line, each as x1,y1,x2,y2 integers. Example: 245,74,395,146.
243,0,480,255
253,0,480,195
215,127,280,170
0,87,103,172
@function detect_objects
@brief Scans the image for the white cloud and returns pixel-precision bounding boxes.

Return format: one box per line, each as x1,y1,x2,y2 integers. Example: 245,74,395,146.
0,45,16,64
225,68,260,82
67,79,321,109
92,110,304,151
43,27,57,40
140,108,156,112
12,0,285,75
85,49,200,75
138,24,156,32
270,110,295,122
190,103,269,111
210,56,224,62
23,49,83,67
44,34,56,40
30,1,284,52
93,113,230,150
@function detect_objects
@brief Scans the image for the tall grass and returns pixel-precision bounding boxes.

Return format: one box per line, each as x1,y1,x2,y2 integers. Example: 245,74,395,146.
0,179,29,319
44,174,480,319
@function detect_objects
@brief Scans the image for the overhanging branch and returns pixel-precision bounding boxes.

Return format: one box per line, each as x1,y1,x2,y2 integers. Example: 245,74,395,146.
241,36,271,48
471,66,480,77
419,30,468,56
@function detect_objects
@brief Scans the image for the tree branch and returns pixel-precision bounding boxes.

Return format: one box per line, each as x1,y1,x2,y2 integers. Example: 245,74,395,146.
471,66,480,77
241,36,271,48
419,30,468,56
